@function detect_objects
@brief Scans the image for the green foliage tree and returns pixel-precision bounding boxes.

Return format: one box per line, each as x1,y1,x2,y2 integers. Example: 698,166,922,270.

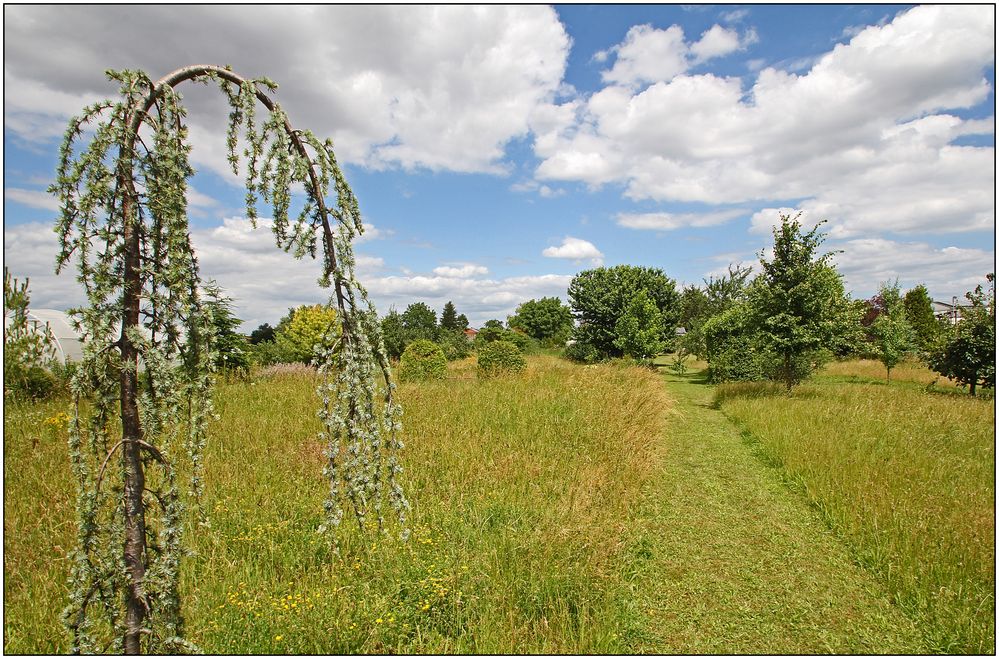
249,323,275,345
508,297,573,347
274,304,338,364
203,282,250,374
474,325,534,353
705,263,753,312
436,328,473,361
399,339,447,382
52,65,406,653
439,301,460,332
477,339,527,378
678,284,710,331
613,290,666,361
750,214,851,390
929,275,996,396
483,319,504,329
3,268,58,399
870,281,915,382
568,265,679,360
701,302,769,383
402,302,437,341
903,284,939,352
678,264,753,358
380,309,408,360
434,301,472,360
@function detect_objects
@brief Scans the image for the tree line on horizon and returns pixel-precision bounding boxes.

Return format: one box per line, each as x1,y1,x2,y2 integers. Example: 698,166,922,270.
6,215,992,399
235,215,993,396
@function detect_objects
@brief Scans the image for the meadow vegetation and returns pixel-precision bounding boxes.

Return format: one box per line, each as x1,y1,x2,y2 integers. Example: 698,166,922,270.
5,356,993,653
6,357,670,653
715,359,995,653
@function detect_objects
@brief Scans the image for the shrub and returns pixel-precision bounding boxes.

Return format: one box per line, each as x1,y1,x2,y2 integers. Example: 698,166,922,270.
16,366,59,400
399,339,447,382
437,329,473,361
274,304,339,364
474,326,536,354
477,340,526,379
702,304,768,383
248,339,300,366
503,330,536,354
563,339,599,364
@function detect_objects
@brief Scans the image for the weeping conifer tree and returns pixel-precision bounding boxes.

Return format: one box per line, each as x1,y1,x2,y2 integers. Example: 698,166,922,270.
52,65,408,654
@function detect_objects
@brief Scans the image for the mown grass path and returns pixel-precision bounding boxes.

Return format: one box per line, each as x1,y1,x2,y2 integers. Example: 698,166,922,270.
619,368,925,653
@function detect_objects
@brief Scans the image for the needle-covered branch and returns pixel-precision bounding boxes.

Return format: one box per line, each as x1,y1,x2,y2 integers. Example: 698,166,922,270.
54,65,407,655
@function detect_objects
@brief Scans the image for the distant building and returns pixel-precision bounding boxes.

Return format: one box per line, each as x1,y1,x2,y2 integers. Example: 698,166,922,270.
932,299,969,325
463,328,478,341
3,309,83,362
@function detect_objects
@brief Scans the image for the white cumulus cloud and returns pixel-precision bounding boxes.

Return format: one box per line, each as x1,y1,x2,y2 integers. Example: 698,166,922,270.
432,263,490,278
3,5,570,176
535,5,995,239
542,237,604,266
617,208,745,231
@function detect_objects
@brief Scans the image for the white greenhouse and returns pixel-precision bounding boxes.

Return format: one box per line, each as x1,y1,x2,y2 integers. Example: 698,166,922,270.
4,309,84,363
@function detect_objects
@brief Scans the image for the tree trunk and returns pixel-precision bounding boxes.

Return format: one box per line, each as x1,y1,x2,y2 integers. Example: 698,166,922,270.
120,174,148,655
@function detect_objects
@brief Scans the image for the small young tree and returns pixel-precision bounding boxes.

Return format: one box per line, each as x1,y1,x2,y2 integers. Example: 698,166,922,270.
439,300,460,332
401,302,437,341
3,267,58,399
751,213,850,390
701,302,769,383
903,284,939,352
274,303,338,364
613,290,666,361
53,65,406,654
870,281,915,382
477,340,527,378
929,275,995,396
203,282,250,374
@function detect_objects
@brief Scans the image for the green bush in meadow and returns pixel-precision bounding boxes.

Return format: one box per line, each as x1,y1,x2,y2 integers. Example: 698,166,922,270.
399,339,447,382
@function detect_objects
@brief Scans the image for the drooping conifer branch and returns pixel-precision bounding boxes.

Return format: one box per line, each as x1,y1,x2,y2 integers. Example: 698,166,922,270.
54,65,407,655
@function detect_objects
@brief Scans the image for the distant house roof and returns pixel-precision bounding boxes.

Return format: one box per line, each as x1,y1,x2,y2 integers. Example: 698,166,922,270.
932,300,970,323
464,328,478,336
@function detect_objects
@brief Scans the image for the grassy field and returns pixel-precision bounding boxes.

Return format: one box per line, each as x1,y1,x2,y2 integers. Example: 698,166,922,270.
714,360,995,653
3,355,993,653
6,357,673,653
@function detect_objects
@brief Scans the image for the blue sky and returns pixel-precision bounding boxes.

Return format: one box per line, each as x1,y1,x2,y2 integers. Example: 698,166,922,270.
4,4,995,330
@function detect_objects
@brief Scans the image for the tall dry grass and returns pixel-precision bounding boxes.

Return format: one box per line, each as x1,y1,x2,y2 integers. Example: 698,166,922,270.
4,356,674,654
715,361,995,653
